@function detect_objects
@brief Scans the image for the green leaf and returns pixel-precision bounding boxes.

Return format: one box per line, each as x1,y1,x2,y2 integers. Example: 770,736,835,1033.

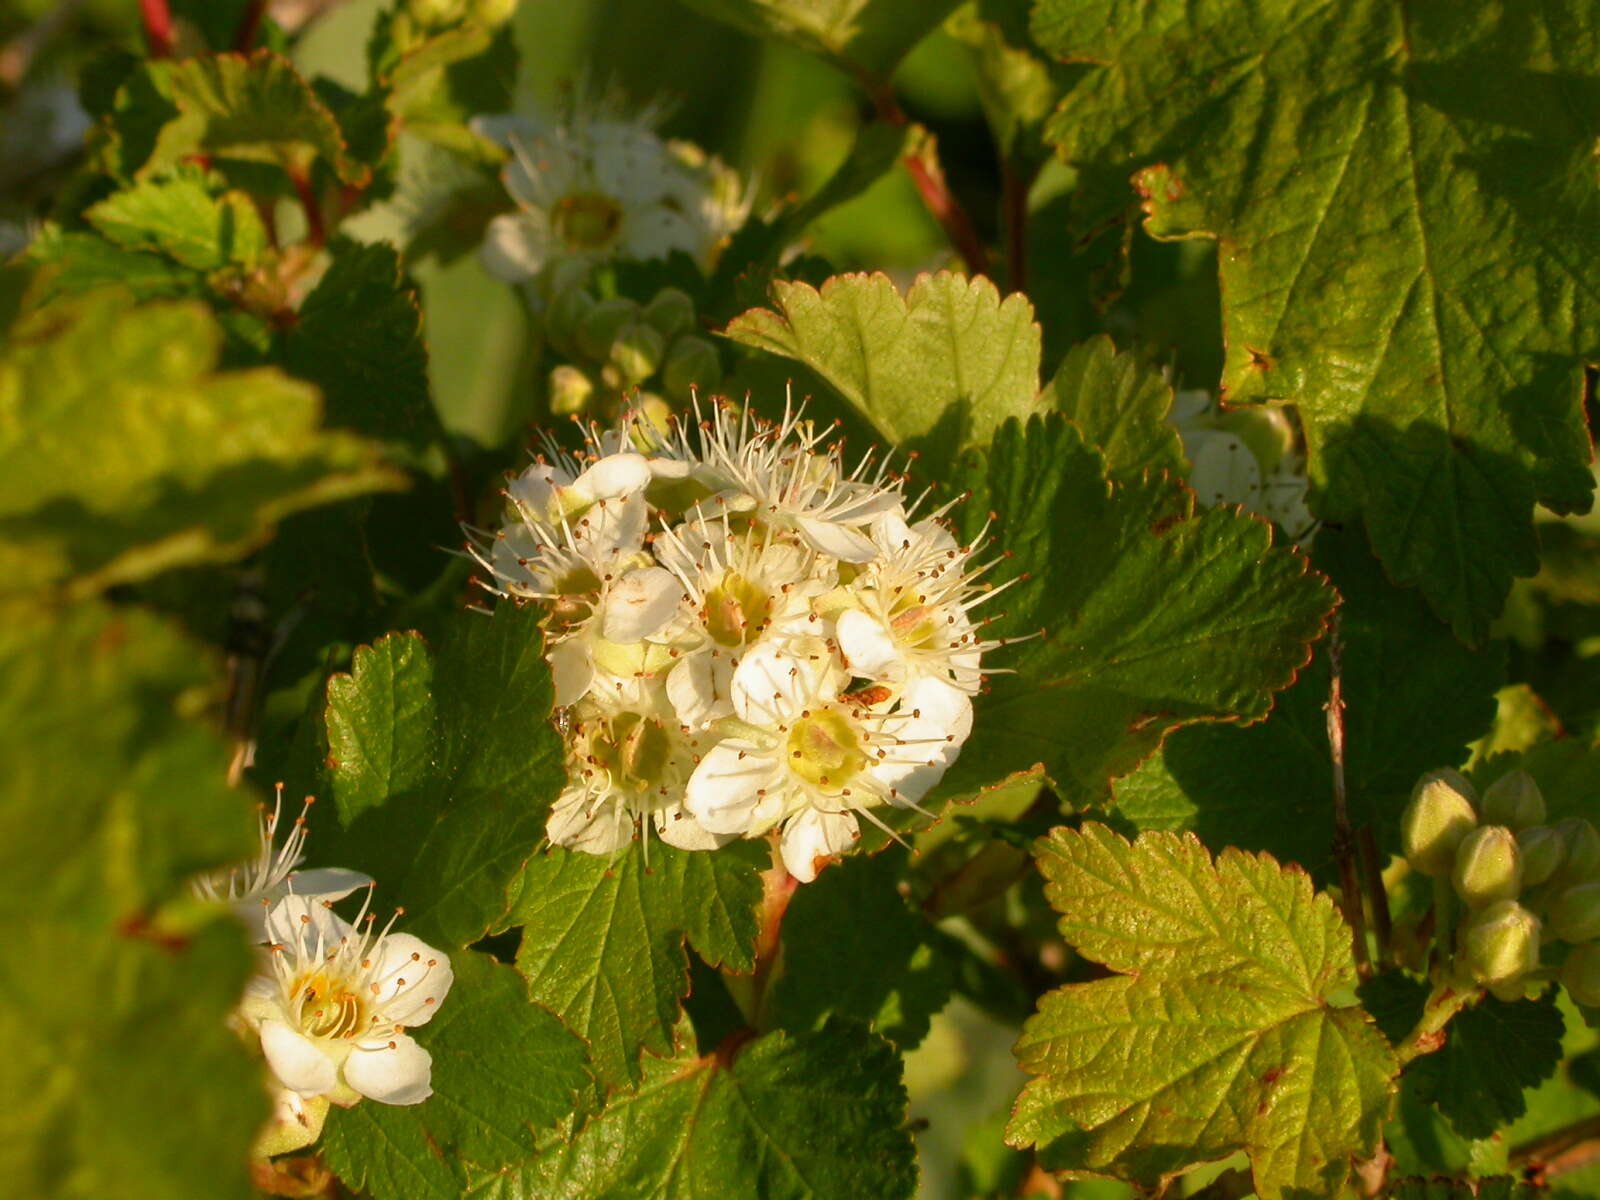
474,1018,917,1199
85,171,269,271
1041,334,1184,477
769,851,953,1048
315,605,563,948
0,289,402,598
0,600,262,1199
321,950,594,1200
103,49,363,191
1031,0,1600,640
1008,824,1397,1200
1468,684,1563,767
508,839,765,1087
1112,524,1504,870
938,414,1333,802
946,0,1085,166
28,228,201,299
1360,974,1565,1141
724,271,1043,474
1389,1179,1540,1200
674,0,963,79
283,240,438,452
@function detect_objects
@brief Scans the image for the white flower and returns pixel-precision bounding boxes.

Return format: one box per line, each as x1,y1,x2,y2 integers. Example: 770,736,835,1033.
683,642,971,881
1169,389,1316,545
473,107,747,285
240,893,452,1108
192,785,372,942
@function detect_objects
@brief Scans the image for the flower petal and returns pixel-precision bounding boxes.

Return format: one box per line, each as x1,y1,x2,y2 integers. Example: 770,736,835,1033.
344,1034,434,1106
794,514,879,563
602,567,684,642
260,1019,338,1099
654,802,735,850
576,452,652,500
548,639,594,708
371,934,454,1028
837,609,900,678
684,740,783,835
779,808,857,882
547,789,635,853
480,212,551,282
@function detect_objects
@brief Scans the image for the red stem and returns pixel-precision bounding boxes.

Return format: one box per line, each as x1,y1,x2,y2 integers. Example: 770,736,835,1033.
1003,162,1030,293
903,151,991,280
139,0,173,57
289,167,325,248
233,0,267,51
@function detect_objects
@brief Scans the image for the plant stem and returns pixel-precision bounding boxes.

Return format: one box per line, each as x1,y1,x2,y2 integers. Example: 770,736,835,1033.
233,0,267,51
1512,1113,1600,1182
1358,825,1393,966
1002,161,1030,293
139,0,174,57
1325,617,1371,976
1394,982,1476,1065
723,839,798,1031
1432,873,1455,971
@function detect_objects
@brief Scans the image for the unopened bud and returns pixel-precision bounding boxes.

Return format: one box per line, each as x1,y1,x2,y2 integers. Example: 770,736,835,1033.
1519,825,1565,888
1453,825,1523,907
1550,883,1600,944
548,365,594,415
1481,770,1546,830
1562,942,1600,1006
643,288,696,338
545,286,596,358
1459,899,1541,986
1554,818,1600,888
609,320,665,385
575,298,638,362
662,335,722,402
1402,769,1478,877
472,0,518,24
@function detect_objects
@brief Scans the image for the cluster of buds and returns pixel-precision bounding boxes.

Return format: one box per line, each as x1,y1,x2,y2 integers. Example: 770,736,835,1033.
1167,390,1315,545
543,284,721,421
193,788,453,1156
470,399,1004,882
1402,766,1600,1004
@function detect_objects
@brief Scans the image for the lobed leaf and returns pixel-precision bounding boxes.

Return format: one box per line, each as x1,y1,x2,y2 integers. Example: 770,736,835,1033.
85,170,269,271
1040,334,1184,477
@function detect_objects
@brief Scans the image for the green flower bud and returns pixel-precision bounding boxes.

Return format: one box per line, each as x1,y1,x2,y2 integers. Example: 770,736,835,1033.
1481,769,1546,830
662,335,722,402
545,286,596,358
1550,882,1600,944
1402,769,1478,877
1452,825,1523,907
575,297,639,362
1562,942,1600,1007
609,320,666,386
1519,825,1565,888
1553,818,1600,888
548,365,594,415
1459,899,1541,986
643,287,696,338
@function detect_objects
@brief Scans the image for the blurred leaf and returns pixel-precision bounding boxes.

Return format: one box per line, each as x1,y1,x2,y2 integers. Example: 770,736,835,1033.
1032,0,1600,640
474,1018,916,1199
677,0,964,79
508,839,765,1087
85,170,269,271
1389,1179,1539,1200
937,415,1332,803
1041,333,1183,477
1009,824,1396,1199
0,289,402,598
315,605,562,948
946,0,1083,165
28,228,201,299
321,951,594,1200
1468,684,1564,767
0,600,261,1199
725,270,1042,475
1112,524,1504,871
770,851,953,1047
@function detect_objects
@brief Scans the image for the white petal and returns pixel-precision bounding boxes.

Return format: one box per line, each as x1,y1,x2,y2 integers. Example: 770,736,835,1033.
344,1035,433,1105
780,809,857,882
794,515,879,563
262,892,353,948
547,640,594,708
547,790,634,854
260,1019,339,1099
280,867,373,904
666,652,728,729
1188,433,1261,510
684,740,783,835
469,113,539,151
576,453,652,500
728,641,814,725
481,212,552,282
654,802,734,850
602,567,684,643
873,679,973,804
836,609,900,678
371,934,453,1028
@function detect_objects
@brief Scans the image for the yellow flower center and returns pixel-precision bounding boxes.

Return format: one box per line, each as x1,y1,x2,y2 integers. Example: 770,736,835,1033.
593,711,672,793
553,191,624,250
786,707,867,793
293,971,369,1040
703,572,772,647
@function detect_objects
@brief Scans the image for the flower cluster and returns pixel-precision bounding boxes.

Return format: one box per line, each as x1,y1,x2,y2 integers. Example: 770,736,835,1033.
1168,389,1315,545
471,401,1000,881
473,102,747,294
1401,766,1600,1003
194,788,453,1155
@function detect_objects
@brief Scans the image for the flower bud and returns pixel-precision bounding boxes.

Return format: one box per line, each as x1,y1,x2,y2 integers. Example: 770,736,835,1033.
1550,882,1600,944
575,297,639,362
643,288,696,338
472,0,519,24
1402,769,1478,877
545,286,596,358
548,365,594,415
1519,825,1565,888
1481,770,1545,830
1554,818,1600,888
1562,942,1600,1007
1459,899,1541,986
1452,825,1523,907
609,320,666,386
662,335,722,402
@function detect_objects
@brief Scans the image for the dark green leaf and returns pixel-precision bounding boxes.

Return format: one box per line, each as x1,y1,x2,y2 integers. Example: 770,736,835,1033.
1041,334,1184,477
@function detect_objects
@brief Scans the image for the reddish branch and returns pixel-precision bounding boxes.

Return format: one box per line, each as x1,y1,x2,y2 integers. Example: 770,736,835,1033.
139,0,173,57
